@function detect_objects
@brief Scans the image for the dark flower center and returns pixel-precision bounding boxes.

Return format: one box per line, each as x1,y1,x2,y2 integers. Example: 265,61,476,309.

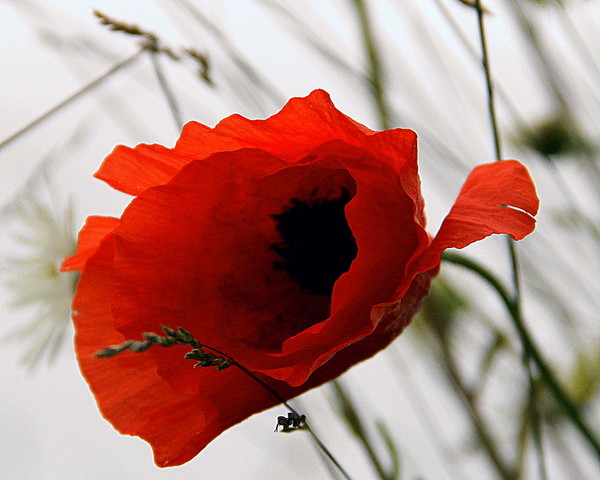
270,188,358,296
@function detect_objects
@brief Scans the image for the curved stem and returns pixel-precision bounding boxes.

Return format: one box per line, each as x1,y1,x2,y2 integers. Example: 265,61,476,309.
442,251,600,461
202,344,298,413
304,422,355,480
526,367,548,480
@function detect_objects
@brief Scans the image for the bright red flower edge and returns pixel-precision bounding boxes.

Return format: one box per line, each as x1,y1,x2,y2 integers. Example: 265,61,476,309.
63,90,539,467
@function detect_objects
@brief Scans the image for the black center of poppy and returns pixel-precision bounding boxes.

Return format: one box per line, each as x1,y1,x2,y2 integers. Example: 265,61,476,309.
270,188,358,296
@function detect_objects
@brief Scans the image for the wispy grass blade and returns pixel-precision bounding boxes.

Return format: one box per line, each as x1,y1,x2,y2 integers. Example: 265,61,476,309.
0,49,145,152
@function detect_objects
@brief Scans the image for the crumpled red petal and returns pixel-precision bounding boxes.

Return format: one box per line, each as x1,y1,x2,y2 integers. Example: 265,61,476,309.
433,160,538,247
404,160,539,283
95,90,421,211
61,216,120,272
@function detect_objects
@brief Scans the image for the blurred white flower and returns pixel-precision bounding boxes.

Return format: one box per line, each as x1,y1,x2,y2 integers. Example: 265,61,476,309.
1,171,78,366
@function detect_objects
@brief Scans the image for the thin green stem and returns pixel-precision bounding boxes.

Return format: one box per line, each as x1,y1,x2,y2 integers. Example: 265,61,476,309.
0,48,145,152
515,406,529,477
350,0,390,129
474,4,549,474
474,1,502,161
201,343,297,413
473,1,524,302
442,251,600,462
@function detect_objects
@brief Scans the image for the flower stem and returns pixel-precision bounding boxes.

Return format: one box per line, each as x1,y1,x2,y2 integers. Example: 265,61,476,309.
201,344,298,413
526,367,548,480
442,251,600,462
473,0,523,300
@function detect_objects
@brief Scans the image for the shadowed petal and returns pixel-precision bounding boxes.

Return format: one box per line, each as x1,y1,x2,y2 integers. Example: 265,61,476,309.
62,216,120,272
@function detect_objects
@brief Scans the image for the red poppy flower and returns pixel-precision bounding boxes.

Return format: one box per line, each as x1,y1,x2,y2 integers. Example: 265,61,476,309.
62,90,538,467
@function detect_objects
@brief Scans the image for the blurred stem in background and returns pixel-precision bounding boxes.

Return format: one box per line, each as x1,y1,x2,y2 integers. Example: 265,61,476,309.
443,251,600,462
508,0,600,196
173,0,286,111
333,0,600,478
419,279,517,480
350,0,390,129
0,48,145,152
150,52,184,129
473,2,547,478
331,380,401,480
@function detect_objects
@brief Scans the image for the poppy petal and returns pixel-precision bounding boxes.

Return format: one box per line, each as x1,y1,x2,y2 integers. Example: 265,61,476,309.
95,90,371,196
361,129,425,227
252,140,425,386
95,144,193,196
74,228,433,466
433,160,538,249
406,160,539,279
175,90,373,161
61,215,119,272
95,90,419,198
74,226,287,467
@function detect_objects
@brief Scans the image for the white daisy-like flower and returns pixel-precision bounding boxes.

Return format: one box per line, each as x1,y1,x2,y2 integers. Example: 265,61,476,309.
1,171,78,366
